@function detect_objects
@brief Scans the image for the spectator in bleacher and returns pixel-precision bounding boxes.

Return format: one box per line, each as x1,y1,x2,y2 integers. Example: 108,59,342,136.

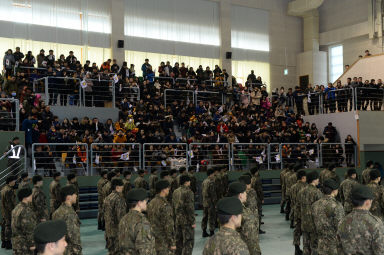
13,47,24,68
4,76,18,97
111,59,119,74
336,80,348,112
46,50,55,68
141,59,150,78
3,49,15,78
293,86,305,115
23,51,36,67
323,122,337,143
66,51,77,69
306,84,315,115
247,70,257,85
364,50,371,57
129,64,136,78
345,135,356,167
325,83,336,113
37,49,45,68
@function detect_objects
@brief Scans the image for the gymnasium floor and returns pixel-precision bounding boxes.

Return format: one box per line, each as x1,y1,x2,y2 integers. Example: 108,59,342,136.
2,204,294,255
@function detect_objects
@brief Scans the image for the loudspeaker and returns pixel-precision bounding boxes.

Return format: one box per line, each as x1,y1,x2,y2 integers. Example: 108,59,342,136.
117,40,124,48
226,52,232,59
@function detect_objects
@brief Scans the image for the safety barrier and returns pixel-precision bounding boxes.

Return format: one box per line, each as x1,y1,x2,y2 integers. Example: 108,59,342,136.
188,143,230,170
280,143,320,169
231,143,269,170
320,143,357,167
164,89,195,107
32,143,89,176
354,87,384,111
90,143,141,176
143,143,188,171
0,145,27,187
0,98,20,131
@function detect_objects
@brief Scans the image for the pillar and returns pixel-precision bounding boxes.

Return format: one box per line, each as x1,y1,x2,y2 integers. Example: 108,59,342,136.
219,0,232,85
111,0,125,65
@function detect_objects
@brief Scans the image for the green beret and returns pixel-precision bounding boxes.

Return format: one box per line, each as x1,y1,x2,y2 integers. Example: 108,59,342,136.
6,175,17,184
323,179,339,190
207,168,215,176
107,171,116,181
306,171,319,184
32,175,43,184
127,188,148,202
60,185,76,202
18,187,32,201
217,197,243,215
347,168,357,177
21,172,28,179
228,182,246,196
160,171,169,179
34,220,67,244
238,175,251,185
179,175,191,186
352,184,374,200
67,173,76,181
155,180,170,193
370,169,381,181
101,170,108,177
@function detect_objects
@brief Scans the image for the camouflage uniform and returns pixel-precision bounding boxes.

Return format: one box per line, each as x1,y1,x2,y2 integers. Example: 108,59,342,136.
201,176,217,232
1,184,16,244
172,185,195,255
18,180,30,190
319,169,340,186
147,194,175,255
279,168,289,207
123,178,132,199
251,173,264,227
337,209,384,255
67,181,80,212
188,172,197,194
49,179,61,218
149,173,159,199
101,181,113,205
52,203,82,255
203,227,250,255
367,182,384,220
361,168,372,185
221,171,229,197
97,177,108,229
168,177,179,203
32,185,48,222
104,190,127,255
298,185,323,255
339,177,357,214
215,173,223,200
284,170,297,216
312,195,344,255
239,204,261,255
245,188,259,218
118,209,156,255
134,176,149,190
11,202,37,255
289,181,307,246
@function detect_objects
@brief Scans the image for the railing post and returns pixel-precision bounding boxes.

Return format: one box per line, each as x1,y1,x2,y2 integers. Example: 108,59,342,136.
279,144,283,169
44,77,49,105
143,144,146,171
354,88,358,111
31,144,35,173
164,90,167,107
90,144,94,176
319,143,322,167
78,80,82,107
15,99,20,131
85,144,89,176
112,81,116,109
230,143,234,171
227,143,231,171
267,144,271,170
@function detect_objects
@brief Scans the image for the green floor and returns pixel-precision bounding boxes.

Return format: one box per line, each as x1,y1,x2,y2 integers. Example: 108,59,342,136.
1,204,295,255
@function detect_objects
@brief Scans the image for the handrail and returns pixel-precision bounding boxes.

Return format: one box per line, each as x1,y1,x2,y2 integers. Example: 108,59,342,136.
0,145,27,186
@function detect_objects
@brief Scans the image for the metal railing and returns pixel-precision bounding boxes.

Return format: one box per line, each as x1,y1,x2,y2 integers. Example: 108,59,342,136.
90,143,141,176
0,145,27,187
280,143,320,169
354,87,384,111
188,143,230,170
320,143,357,167
231,143,269,170
195,90,224,106
0,98,19,131
164,89,195,107
143,143,188,171
32,143,89,176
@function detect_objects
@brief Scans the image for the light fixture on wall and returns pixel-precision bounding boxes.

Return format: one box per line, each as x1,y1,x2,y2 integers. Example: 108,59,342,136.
284,47,288,76
284,68,289,76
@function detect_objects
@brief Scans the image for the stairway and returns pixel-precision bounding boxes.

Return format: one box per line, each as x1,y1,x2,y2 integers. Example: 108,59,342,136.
79,186,99,219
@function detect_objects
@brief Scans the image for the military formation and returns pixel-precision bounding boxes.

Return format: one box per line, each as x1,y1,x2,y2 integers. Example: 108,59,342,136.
280,162,384,255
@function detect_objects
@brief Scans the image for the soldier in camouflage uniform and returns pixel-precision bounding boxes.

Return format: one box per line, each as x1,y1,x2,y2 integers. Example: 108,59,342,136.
52,185,82,255
187,167,197,194
97,170,108,230
118,188,156,255
279,166,289,213
288,170,307,255
338,168,358,214
149,169,159,199
214,167,223,200
250,167,265,234
312,179,344,255
67,173,80,213
33,220,68,255
172,175,195,255
1,175,17,249
337,184,384,254
11,187,37,255
18,172,30,190
361,160,374,185
203,197,250,255
220,167,229,197
240,174,259,218
134,169,149,189
32,175,48,222
297,171,323,255
283,164,296,221
49,172,62,219
201,168,218,237
236,178,261,255
123,170,132,199
176,167,187,187
366,169,384,220
104,178,127,255
319,164,340,186
147,180,176,255
101,171,117,225
168,169,179,203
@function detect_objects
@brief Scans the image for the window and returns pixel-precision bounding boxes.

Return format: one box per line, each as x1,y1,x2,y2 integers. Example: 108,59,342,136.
329,45,343,82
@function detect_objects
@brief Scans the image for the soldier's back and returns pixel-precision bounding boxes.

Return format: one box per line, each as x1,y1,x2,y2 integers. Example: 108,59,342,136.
11,202,37,254
202,178,212,207
1,185,15,217
203,227,250,255
367,182,384,220
32,186,48,221
362,168,371,184
299,185,323,232
239,206,260,255
245,189,259,217
339,178,357,213
104,191,127,234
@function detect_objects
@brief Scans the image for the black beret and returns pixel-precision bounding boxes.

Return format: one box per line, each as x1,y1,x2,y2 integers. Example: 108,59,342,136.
170,169,177,175
327,164,336,171
306,171,319,184
123,170,132,177
32,175,43,184
138,169,145,175
347,168,357,177
180,175,191,186
34,220,67,244
107,171,116,181
323,179,339,190
21,172,29,179
155,180,170,193
370,169,381,180
217,197,243,215
238,175,251,185
112,178,124,189
352,184,374,200
297,170,306,180
53,172,61,178
207,168,215,176
67,173,76,181
101,170,108,177
250,167,259,175
6,175,17,184
60,185,76,202
160,171,169,179
179,167,186,173
127,188,148,202
18,187,32,201
228,182,246,196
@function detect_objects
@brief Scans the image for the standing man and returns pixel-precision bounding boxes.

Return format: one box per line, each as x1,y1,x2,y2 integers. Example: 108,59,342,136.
11,187,37,255
147,180,176,255
5,137,23,176
101,171,117,220
52,185,82,255
339,168,358,214
250,167,265,234
33,220,68,255
297,171,323,255
32,175,48,223
149,169,159,199
239,174,259,219
312,179,344,255
122,170,132,199
49,172,61,219
362,160,375,185
284,164,296,221
319,164,340,186
172,175,195,255
337,185,384,254
18,172,30,190
201,168,217,237
97,170,108,230
169,169,179,203
279,165,290,213
1,175,17,249
366,169,384,220
104,179,127,255
203,197,250,255
67,173,80,213
134,170,148,189
118,188,156,254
